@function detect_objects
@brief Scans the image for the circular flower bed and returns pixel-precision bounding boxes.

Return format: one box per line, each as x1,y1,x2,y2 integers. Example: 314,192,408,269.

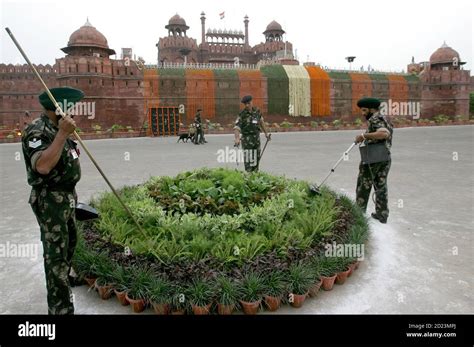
73,168,369,314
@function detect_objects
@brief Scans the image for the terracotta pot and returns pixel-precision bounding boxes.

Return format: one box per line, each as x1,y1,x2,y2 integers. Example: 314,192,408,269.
96,283,113,300
354,260,360,270
84,276,96,288
151,302,170,315
263,295,282,312
308,279,323,297
125,294,146,313
348,262,357,277
336,267,351,285
321,274,337,291
217,303,235,315
170,309,186,315
114,289,130,306
239,299,261,315
290,292,308,308
191,303,212,315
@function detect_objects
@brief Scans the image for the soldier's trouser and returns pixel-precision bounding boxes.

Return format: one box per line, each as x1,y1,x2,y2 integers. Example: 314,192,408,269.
29,188,77,315
242,141,260,172
356,160,391,220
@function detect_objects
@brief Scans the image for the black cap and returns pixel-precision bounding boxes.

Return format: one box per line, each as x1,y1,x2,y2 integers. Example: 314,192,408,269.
357,97,381,109
241,95,252,104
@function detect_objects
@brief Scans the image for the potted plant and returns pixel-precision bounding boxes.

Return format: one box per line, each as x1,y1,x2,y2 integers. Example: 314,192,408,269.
262,271,286,311
170,285,188,315
319,256,338,291
125,267,152,313
335,257,352,285
149,276,173,315
287,264,313,308
308,258,322,297
72,247,99,288
93,254,116,300
187,278,214,315
237,273,264,315
216,276,238,315
111,266,131,306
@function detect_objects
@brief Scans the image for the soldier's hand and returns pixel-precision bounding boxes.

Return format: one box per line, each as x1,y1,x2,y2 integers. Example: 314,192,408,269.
355,134,365,143
234,139,240,147
58,116,76,135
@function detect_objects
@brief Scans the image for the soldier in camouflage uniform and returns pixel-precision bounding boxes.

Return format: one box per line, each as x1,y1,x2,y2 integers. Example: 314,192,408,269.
355,97,393,224
234,95,270,172
22,87,84,314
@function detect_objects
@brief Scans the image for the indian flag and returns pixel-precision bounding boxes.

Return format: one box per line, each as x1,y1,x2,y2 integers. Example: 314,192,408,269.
219,11,225,19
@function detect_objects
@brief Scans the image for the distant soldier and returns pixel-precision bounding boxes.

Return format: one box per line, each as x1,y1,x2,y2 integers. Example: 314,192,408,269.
234,95,270,172
193,108,206,144
354,97,394,223
22,87,84,314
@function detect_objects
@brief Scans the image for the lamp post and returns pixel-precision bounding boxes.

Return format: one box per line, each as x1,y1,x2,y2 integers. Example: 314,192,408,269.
345,56,356,71
179,48,191,67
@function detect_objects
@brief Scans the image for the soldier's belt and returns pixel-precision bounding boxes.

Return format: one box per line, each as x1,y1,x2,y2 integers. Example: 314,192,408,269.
32,183,76,192
359,143,391,164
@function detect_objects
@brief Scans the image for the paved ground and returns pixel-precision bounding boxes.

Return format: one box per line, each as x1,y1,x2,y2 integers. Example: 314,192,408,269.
0,125,472,314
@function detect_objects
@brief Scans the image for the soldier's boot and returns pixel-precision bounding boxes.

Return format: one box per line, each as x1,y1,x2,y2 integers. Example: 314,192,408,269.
371,212,387,224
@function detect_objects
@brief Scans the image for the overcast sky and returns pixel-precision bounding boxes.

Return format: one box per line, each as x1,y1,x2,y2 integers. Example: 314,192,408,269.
1,0,472,71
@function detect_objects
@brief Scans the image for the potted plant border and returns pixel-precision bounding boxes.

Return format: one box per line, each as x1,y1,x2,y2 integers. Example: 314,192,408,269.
319,256,338,291
125,267,152,313
216,276,238,315
262,271,286,312
237,273,264,315
148,276,173,315
187,278,214,315
287,263,313,308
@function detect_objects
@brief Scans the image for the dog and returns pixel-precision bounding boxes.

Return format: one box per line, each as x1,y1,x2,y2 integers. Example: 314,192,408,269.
177,131,196,143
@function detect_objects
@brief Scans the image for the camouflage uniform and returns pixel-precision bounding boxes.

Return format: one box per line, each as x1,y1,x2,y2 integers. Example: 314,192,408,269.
234,107,263,172
193,113,204,144
22,114,81,315
356,113,393,221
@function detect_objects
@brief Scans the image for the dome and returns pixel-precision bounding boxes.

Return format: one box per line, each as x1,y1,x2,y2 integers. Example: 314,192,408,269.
62,19,115,55
430,42,461,65
265,20,284,32
168,14,187,27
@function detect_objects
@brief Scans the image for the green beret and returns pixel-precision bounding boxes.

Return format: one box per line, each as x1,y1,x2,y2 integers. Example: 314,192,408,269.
241,95,252,104
357,97,381,109
39,87,85,111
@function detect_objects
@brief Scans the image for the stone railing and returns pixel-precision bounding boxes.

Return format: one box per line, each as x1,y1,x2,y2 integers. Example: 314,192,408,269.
149,62,259,70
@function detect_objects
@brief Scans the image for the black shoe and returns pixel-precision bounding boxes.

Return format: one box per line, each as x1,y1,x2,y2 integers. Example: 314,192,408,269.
371,213,387,224
68,275,82,287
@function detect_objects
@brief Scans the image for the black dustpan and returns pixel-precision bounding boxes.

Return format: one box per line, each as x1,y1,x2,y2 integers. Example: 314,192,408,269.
76,203,99,221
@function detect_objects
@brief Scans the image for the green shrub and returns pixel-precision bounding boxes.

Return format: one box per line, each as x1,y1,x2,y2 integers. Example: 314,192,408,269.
216,276,238,305
287,263,314,295
332,119,342,127
433,115,449,124
148,276,173,304
237,272,265,302
263,271,287,297
187,278,215,306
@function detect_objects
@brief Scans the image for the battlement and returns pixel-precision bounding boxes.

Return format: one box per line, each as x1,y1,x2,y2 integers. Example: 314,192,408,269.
0,63,57,74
